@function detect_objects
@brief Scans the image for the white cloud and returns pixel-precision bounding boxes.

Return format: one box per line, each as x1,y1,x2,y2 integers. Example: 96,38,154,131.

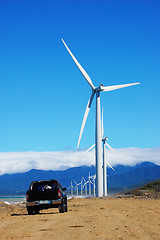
0,147,160,175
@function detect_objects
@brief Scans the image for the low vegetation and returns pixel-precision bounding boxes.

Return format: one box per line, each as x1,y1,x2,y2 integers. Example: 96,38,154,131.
123,180,160,199
141,180,160,192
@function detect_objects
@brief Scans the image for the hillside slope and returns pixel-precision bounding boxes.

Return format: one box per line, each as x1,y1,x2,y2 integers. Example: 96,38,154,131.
0,162,159,195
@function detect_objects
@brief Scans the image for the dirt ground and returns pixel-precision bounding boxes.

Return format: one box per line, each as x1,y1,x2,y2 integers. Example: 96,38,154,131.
0,197,160,240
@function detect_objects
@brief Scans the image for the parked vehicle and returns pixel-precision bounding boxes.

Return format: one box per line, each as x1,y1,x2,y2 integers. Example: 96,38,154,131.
26,179,68,214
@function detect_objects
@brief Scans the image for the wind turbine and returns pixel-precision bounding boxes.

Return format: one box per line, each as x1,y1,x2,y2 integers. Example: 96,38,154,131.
62,39,140,197
74,180,81,196
90,174,96,196
88,172,91,196
80,176,86,196
68,180,74,196
84,180,88,195
88,172,94,196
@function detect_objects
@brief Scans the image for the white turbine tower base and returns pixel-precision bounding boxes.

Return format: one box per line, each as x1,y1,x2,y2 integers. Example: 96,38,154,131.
101,108,115,196
62,38,140,197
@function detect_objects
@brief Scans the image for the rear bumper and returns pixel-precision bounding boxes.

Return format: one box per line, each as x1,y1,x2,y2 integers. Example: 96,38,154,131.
26,199,61,207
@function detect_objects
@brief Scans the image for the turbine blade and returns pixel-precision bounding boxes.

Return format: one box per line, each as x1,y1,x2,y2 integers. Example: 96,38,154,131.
77,91,95,148
62,39,95,90
101,82,140,92
106,160,115,171
85,143,95,153
105,142,117,153
89,161,95,166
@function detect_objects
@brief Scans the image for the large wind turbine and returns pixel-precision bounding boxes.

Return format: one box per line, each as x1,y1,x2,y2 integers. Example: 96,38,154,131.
62,39,140,197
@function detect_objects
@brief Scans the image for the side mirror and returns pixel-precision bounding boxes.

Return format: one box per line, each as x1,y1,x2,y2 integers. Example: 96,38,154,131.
62,187,66,191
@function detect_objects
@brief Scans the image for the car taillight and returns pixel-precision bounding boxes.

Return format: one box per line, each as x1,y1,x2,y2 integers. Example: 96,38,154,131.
58,189,61,198
26,193,29,201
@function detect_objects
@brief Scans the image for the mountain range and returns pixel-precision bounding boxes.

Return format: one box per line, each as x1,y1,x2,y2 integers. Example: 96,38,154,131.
0,162,159,195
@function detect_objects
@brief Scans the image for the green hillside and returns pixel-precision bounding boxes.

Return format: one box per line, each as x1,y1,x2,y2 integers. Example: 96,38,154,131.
141,181,160,192
123,180,160,199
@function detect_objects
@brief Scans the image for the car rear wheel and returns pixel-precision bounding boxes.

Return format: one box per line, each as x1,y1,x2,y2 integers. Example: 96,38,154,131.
59,199,65,213
65,201,68,212
27,206,34,215
35,209,39,214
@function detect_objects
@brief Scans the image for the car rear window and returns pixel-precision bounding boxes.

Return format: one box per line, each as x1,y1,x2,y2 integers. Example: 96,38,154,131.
31,181,58,191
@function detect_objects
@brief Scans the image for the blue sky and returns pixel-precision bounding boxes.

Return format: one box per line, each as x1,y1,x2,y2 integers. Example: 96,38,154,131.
0,0,160,155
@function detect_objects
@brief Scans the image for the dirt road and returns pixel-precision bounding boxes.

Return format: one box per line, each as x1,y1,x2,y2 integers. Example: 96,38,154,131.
0,197,160,239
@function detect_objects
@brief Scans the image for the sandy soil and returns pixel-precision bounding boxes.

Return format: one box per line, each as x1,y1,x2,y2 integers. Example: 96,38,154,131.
0,197,160,240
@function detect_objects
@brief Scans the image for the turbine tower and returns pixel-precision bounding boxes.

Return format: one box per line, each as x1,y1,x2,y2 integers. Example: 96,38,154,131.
102,136,115,196
86,107,115,196
62,39,140,197
101,107,115,196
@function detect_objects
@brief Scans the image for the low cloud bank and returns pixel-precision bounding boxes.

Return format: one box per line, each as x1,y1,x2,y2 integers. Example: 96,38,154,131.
0,147,160,175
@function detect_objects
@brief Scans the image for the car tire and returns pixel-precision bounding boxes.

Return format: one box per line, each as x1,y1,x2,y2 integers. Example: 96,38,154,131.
27,206,34,215
59,199,65,213
65,200,68,212
65,204,68,212
35,209,39,214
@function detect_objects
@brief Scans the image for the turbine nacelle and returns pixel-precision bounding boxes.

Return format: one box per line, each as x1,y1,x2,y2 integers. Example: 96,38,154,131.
95,84,104,92
102,137,108,142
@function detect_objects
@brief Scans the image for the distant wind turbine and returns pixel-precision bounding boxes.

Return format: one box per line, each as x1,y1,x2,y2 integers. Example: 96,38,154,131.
74,180,81,196
62,39,140,197
68,180,74,196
